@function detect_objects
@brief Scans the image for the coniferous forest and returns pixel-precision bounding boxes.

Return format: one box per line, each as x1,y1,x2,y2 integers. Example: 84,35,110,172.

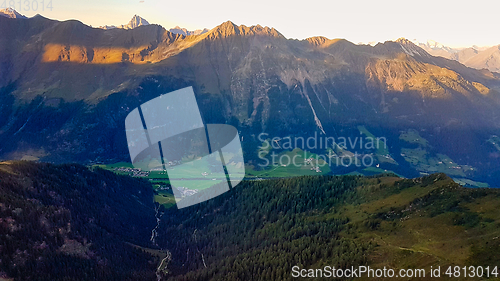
1,161,500,280
0,161,158,280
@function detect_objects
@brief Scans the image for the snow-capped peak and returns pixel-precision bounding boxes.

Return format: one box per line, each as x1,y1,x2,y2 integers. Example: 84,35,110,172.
126,15,149,29
0,8,27,19
99,15,149,30
425,40,445,49
169,26,209,36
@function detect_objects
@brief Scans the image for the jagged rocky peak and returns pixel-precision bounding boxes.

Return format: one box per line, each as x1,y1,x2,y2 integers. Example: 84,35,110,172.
212,20,239,36
99,14,149,30
0,8,27,18
395,37,428,57
206,20,284,39
127,15,149,29
396,37,417,46
304,36,349,48
305,36,330,46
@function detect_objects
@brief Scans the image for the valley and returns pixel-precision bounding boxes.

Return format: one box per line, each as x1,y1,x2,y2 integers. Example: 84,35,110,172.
1,8,500,281
0,15,499,187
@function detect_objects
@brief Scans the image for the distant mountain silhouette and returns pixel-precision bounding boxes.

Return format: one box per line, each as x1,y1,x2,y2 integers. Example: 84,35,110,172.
98,14,149,30
169,26,208,36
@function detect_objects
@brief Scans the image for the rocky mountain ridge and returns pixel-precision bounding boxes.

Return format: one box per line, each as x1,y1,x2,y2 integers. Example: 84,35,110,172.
0,14,499,184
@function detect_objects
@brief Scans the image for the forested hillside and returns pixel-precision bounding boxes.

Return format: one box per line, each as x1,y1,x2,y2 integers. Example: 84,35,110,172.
156,174,500,280
1,162,499,280
0,161,159,280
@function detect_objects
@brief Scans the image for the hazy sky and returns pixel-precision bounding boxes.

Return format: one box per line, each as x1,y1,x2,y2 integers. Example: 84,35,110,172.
16,0,500,47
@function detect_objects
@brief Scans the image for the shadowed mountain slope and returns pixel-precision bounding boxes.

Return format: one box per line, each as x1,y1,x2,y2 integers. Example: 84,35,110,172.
0,16,500,184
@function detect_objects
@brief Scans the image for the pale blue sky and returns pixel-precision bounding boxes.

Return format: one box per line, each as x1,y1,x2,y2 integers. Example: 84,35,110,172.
15,0,500,47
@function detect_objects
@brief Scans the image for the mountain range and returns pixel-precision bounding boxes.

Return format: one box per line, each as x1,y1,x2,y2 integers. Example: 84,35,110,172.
168,26,209,36
416,40,500,72
0,12,499,185
6,10,500,72
98,15,208,36
2,11,500,281
99,14,150,30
